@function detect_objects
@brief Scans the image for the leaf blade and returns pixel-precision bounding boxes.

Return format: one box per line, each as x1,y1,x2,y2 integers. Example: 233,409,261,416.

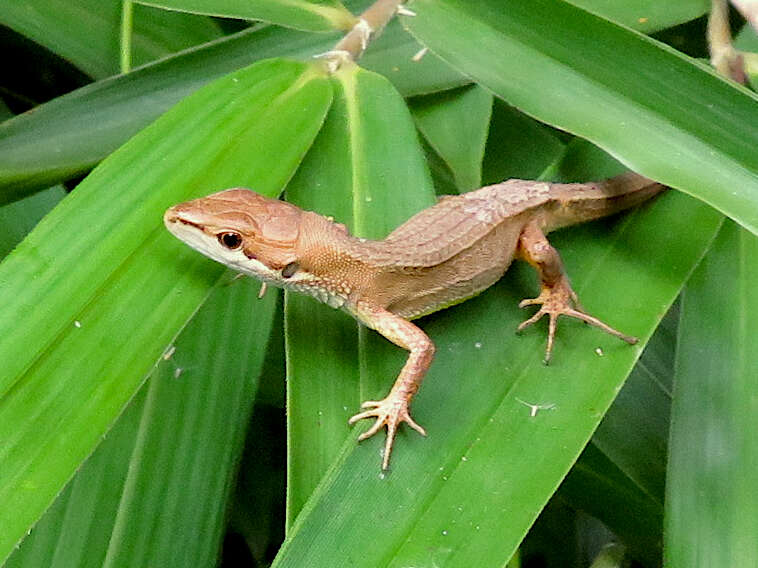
403,0,758,234
138,0,357,32
0,0,222,79
284,63,436,523
410,85,493,192
0,20,464,201
0,58,332,562
665,221,758,566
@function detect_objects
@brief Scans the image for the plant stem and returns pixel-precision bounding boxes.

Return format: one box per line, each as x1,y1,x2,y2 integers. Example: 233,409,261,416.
120,1,134,74
326,0,405,68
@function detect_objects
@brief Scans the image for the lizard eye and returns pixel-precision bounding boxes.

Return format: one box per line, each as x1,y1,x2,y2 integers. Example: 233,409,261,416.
281,262,299,279
217,231,243,250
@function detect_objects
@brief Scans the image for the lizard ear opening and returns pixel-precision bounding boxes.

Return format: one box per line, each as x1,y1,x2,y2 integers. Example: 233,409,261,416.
217,231,243,250
281,262,299,279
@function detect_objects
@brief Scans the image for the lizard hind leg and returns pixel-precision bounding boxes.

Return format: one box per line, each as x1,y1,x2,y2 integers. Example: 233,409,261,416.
515,220,638,363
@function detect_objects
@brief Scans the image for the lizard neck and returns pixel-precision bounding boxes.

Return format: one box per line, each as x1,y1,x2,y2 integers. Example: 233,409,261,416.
291,212,381,307
296,211,398,267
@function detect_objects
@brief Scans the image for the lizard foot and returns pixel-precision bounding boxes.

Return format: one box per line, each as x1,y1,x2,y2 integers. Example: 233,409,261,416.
348,394,426,470
517,276,638,363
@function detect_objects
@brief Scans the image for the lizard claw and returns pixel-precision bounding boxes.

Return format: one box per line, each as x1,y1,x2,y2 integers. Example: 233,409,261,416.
349,395,426,470
518,277,637,363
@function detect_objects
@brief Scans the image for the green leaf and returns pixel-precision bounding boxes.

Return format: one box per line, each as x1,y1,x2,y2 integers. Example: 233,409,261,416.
0,186,66,259
6,279,277,567
362,19,469,97
482,99,566,185
0,57,332,562
273,190,721,566
565,0,709,33
403,0,758,235
0,0,222,79
591,313,673,505
138,0,357,31
103,280,278,566
538,139,672,566
541,137,626,182
5,388,147,568
284,63,436,523
561,445,663,568
665,221,758,566
589,542,626,568
0,19,464,202
409,85,493,191
560,307,679,567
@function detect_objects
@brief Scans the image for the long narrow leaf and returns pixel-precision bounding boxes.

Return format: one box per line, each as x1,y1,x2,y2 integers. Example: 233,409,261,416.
0,186,66,259
403,0,758,235
138,0,356,32
284,63,436,524
103,279,277,566
409,85,492,192
665,221,758,566
566,0,709,33
6,279,277,567
0,20,463,202
0,58,332,562
0,0,221,79
561,444,663,568
5,390,147,568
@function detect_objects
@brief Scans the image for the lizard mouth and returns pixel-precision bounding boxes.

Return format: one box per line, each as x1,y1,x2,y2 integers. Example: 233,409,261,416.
174,217,203,231
163,207,205,232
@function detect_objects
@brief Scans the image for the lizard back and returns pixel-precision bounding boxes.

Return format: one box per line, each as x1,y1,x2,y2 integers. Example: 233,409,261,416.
360,179,554,268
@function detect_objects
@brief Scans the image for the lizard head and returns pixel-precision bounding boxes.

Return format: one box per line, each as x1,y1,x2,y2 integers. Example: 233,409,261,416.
164,188,304,284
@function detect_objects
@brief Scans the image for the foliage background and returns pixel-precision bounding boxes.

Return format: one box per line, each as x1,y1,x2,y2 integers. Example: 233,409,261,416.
0,1,757,566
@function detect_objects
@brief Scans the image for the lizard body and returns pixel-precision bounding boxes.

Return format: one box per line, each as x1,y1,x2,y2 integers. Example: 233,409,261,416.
164,172,663,469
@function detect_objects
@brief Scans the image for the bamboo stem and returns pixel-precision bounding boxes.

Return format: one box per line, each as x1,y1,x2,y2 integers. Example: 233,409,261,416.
320,0,407,71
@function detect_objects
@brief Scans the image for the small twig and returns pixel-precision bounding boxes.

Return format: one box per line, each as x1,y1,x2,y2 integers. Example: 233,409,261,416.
318,0,405,71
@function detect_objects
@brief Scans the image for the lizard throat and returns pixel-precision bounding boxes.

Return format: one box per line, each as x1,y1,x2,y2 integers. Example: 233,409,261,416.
234,256,350,310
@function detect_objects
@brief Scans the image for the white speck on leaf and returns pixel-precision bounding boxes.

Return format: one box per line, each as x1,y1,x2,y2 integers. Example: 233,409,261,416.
412,46,428,61
516,398,556,417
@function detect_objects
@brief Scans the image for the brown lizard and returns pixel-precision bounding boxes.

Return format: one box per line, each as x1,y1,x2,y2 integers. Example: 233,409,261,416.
164,172,663,469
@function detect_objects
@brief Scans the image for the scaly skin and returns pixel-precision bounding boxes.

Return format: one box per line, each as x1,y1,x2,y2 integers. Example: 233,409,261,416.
164,172,663,469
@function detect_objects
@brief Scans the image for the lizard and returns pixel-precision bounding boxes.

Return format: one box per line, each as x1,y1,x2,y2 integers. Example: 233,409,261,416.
164,172,663,470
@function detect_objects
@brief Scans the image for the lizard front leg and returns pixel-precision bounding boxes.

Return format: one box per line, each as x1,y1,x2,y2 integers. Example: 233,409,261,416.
347,301,435,470
516,219,637,363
